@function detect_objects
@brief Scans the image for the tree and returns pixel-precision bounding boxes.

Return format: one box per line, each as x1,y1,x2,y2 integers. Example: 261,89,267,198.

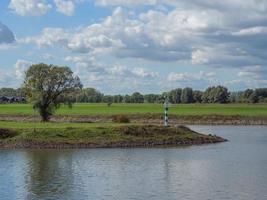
123,95,131,103
144,94,161,103
169,88,182,104
131,92,144,103
193,90,203,103
103,95,113,104
75,88,103,103
24,63,82,121
202,86,229,103
181,87,194,103
113,95,123,103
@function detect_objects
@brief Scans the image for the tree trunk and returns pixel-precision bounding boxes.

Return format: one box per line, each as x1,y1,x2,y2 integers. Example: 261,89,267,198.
39,106,50,122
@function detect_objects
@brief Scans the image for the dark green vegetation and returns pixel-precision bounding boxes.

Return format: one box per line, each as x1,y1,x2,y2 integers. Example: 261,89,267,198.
0,123,226,149
23,63,82,121
1,86,267,104
0,103,266,116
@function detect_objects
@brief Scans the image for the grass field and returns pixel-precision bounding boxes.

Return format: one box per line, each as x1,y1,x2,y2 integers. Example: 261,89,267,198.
0,121,122,129
0,121,226,148
0,103,267,116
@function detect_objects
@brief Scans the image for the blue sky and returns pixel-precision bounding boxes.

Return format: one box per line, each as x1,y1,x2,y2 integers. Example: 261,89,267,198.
0,0,267,94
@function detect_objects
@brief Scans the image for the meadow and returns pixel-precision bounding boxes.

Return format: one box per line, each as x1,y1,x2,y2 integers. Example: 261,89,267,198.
0,103,266,116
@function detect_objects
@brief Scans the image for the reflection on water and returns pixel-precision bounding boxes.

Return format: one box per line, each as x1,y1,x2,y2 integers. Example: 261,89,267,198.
1,126,267,200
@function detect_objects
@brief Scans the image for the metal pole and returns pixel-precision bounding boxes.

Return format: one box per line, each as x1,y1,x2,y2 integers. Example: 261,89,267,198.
164,98,169,127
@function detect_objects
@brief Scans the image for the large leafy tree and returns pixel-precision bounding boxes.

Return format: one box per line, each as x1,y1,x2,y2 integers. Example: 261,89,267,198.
202,86,229,103
24,63,82,121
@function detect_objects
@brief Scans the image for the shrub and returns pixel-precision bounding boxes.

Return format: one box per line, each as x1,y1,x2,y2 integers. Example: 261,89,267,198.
0,129,17,139
112,115,130,123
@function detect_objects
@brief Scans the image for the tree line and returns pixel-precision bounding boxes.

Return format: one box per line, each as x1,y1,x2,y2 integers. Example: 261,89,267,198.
1,63,266,121
2,86,267,104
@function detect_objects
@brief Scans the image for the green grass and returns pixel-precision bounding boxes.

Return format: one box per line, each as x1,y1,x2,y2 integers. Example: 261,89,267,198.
0,121,124,129
0,103,266,116
0,121,221,147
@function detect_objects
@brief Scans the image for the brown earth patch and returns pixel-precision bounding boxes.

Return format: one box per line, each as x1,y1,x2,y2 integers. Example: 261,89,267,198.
0,114,267,125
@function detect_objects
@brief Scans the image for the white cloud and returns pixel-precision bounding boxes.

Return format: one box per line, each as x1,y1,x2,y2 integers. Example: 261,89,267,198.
168,71,216,82
14,59,32,79
167,71,218,88
21,28,69,48
191,50,209,65
95,0,157,6
132,68,158,78
238,65,267,80
20,4,267,71
9,0,52,16
65,55,160,93
0,60,32,88
232,26,267,36
22,7,218,61
222,65,267,89
10,1,267,91
54,0,75,16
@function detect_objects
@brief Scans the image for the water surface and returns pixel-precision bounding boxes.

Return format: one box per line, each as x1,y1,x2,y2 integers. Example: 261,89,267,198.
1,126,267,200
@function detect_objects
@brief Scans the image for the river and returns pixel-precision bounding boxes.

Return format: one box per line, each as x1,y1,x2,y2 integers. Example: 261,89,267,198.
1,126,267,200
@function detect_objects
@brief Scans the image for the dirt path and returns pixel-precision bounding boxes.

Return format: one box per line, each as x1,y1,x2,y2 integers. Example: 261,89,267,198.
1,114,267,125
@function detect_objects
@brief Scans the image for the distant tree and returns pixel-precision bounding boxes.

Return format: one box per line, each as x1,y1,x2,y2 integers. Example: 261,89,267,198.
202,86,229,103
24,63,82,121
241,89,254,103
131,92,144,103
193,90,203,103
229,92,239,103
144,94,161,103
103,95,113,104
253,88,267,103
181,87,194,103
0,88,17,97
113,95,123,103
75,88,103,103
169,88,182,104
123,95,131,103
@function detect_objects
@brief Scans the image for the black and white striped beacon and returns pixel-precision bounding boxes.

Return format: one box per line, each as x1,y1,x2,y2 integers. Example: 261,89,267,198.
164,98,169,126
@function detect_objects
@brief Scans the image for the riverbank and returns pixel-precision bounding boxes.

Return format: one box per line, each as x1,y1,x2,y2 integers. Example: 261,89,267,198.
0,124,227,149
1,114,267,125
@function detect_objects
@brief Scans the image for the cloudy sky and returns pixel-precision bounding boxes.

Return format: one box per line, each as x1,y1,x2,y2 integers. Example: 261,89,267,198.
0,0,267,94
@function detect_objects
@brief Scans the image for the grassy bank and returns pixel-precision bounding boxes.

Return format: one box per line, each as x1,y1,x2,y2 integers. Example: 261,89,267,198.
0,103,267,116
0,122,226,149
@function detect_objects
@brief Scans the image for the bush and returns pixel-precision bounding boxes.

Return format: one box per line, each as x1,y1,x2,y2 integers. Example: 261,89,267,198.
0,128,17,139
112,115,130,123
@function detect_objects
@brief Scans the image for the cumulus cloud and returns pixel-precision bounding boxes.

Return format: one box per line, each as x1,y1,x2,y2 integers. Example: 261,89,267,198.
168,71,216,82
0,60,32,88
14,59,32,79
54,0,75,16
21,28,69,48
95,0,157,6
167,71,218,89
94,0,267,15
11,0,267,90
232,26,267,36
21,2,267,67
65,55,160,93
223,65,267,89
0,22,15,44
9,0,52,16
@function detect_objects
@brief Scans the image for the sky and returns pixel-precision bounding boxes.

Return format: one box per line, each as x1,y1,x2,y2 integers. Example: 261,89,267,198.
0,0,267,94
